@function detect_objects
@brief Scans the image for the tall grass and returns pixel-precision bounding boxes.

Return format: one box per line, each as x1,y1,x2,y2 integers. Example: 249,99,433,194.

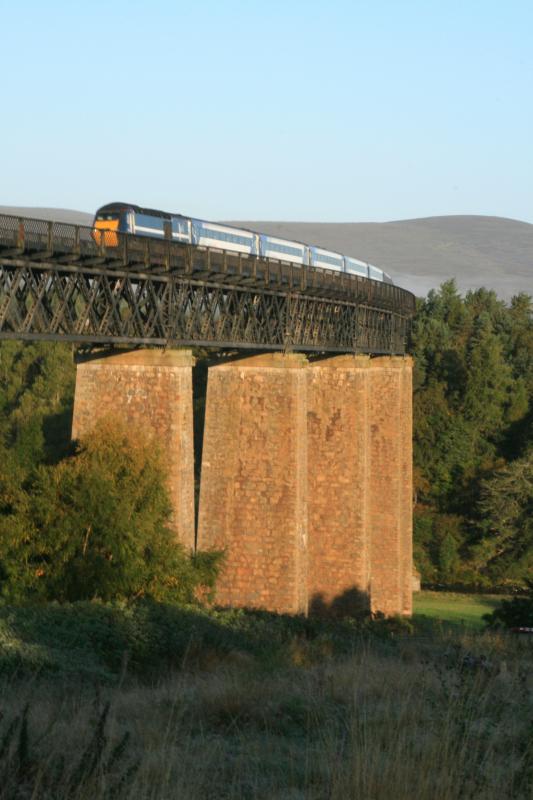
1,629,531,799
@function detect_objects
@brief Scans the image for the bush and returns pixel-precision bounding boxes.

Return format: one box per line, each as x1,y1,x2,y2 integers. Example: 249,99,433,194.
0,417,221,604
483,579,533,628
0,600,407,682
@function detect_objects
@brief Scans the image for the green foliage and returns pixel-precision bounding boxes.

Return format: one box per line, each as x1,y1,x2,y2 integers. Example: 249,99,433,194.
411,281,533,587
0,340,75,469
473,444,533,583
0,598,414,682
0,417,220,604
483,580,533,628
0,340,221,605
413,510,467,584
438,532,460,582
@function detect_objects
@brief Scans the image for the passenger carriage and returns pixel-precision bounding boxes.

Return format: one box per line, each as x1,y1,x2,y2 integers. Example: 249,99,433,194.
93,202,393,284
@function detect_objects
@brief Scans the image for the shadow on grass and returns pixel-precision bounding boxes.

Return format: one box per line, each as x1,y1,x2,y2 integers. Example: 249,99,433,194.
0,589,423,684
0,600,368,683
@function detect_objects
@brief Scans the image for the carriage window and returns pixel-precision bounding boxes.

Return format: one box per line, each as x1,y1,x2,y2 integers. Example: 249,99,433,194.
265,241,302,258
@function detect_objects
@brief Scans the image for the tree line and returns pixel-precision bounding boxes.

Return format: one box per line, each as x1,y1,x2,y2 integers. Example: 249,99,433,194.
411,281,532,589
0,279,531,603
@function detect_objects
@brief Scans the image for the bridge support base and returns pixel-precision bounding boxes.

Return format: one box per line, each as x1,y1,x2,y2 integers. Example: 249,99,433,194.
71,348,195,551
198,353,412,618
307,355,372,616
307,356,412,617
197,353,309,615
366,357,413,617
70,348,412,617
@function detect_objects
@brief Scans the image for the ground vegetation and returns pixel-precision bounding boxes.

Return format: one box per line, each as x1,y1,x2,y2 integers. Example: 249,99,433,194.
0,601,532,799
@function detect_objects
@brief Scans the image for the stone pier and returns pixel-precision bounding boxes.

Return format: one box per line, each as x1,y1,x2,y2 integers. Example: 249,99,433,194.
399,357,414,616
307,355,413,617
71,348,195,551
367,357,413,616
197,353,308,614
197,352,413,617
307,356,372,615
71,347,413,617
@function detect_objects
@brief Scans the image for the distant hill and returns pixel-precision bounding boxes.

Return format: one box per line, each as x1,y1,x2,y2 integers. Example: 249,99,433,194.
0,206,93,227
1,206,531,300
229,216,533,301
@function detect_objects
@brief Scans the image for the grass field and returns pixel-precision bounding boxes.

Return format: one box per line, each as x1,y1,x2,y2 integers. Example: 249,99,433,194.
1,597,532,798
413,591,507,628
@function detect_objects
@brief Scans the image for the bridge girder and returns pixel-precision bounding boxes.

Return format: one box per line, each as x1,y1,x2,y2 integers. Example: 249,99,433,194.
0,214,414,354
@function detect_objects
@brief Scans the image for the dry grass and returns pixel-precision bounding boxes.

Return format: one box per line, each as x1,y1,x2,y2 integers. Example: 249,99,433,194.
0,630,532,799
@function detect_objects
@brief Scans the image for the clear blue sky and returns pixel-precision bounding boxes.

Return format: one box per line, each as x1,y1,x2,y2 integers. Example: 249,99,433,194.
1,0,532,223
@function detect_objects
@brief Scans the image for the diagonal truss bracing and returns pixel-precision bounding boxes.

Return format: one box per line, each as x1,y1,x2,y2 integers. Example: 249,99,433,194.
0,214,415,354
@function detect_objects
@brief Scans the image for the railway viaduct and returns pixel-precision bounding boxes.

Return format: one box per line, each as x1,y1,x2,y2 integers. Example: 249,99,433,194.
0,214,415,616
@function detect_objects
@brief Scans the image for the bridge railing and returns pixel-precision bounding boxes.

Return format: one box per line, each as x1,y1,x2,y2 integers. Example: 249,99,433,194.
0,212,416,319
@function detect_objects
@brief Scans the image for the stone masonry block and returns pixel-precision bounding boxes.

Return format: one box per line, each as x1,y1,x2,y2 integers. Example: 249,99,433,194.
367,357,413,616
197,353,308,614
72,348,195,551
307,355,372,615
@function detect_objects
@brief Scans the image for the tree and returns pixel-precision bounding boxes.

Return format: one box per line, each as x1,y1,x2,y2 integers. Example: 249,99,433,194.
438,532,460,583
410,282,533,586
0,341,75,469
463,312,513,437
471,442,533,586
0,417,219,603
484,579,533,628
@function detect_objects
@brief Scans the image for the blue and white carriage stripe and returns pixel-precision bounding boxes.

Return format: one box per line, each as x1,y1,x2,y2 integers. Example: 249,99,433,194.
259,235,306,264
345,257,369,278
310,247,344,271
192,220,258,254
115,205,392,283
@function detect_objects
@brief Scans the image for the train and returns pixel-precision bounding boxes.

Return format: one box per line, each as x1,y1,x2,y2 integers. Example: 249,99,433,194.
93,202,394,284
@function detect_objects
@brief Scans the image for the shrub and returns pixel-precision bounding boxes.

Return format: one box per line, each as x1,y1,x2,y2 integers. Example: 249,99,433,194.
0,417,221,604
483,579,533,628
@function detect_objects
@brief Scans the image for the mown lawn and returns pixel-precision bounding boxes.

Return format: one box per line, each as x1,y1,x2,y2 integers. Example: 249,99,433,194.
413,590,507,628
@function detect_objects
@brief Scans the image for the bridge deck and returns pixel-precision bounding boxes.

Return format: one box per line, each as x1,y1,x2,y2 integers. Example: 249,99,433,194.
0,213,415,354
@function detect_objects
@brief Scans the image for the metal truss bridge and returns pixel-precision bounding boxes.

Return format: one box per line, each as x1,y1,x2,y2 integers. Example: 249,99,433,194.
0,213,415,354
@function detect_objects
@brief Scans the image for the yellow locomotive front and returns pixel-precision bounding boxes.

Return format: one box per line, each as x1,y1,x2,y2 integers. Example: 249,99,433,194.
92,211,120,247
92,203,133,247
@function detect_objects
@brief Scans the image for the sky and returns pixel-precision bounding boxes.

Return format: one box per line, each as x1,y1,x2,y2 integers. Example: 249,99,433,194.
1,0,532,223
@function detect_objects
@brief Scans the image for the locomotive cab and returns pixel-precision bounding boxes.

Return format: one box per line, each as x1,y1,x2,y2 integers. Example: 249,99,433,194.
92,203,133,246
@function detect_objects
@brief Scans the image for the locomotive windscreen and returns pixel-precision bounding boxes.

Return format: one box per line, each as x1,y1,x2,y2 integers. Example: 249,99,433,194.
92,211,121,246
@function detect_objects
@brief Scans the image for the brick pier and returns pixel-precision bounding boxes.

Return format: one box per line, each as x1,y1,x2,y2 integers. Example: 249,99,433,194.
71,348,195,551
306,355,413,616
198,353,413,617
307,355,372,615
366,357,413,616
197,353,308,614
71,348,413,617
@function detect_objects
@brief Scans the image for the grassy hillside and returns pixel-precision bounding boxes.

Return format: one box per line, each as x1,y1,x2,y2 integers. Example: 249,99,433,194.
230,215,533,300
0,206,93,226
